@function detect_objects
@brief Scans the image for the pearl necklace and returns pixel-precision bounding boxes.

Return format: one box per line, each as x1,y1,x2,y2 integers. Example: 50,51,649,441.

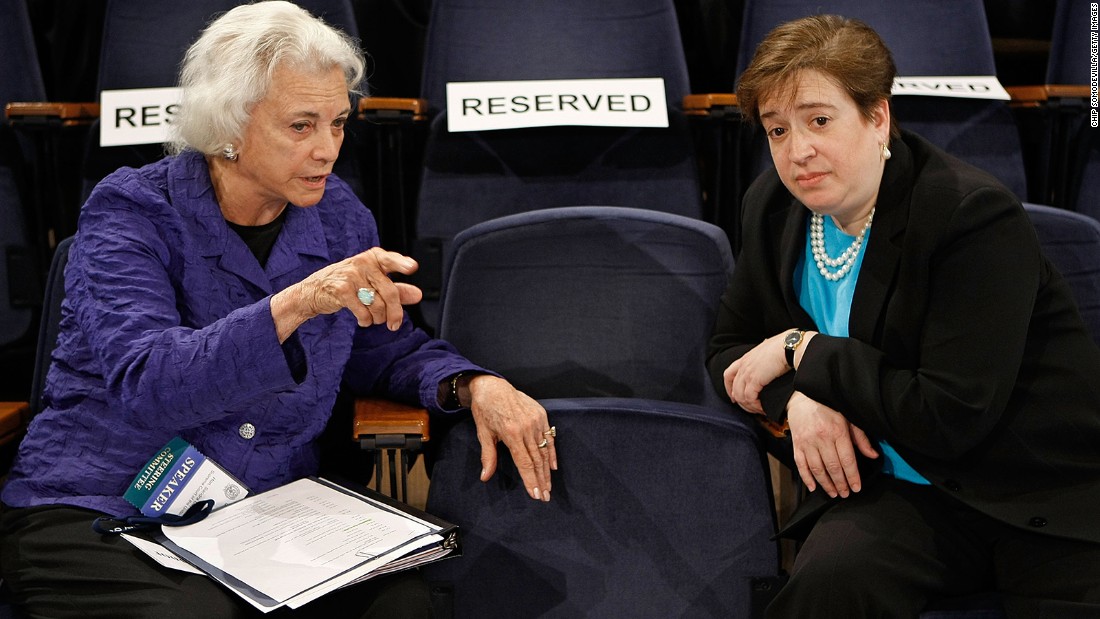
809,208,874,281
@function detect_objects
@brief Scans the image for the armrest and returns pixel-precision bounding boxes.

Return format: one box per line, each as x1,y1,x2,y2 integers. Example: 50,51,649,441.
6,102,100,128
0,401,31,447
756,416,789,440
357,97,428,123
682,93,740,119
354,398,430,502
1006,85,1091,109
353,397,430,451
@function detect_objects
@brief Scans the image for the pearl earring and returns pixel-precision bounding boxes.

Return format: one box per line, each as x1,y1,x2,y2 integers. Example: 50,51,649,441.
222,144,239,161
881,142,892,161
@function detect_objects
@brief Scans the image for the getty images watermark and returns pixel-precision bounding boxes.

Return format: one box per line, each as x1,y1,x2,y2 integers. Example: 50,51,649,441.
1092,3,1099,126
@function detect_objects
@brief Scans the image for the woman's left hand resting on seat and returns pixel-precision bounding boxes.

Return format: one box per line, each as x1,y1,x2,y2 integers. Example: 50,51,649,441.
454,374,558,502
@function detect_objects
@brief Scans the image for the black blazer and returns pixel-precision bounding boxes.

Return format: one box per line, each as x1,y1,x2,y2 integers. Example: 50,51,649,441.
708,131,1100,543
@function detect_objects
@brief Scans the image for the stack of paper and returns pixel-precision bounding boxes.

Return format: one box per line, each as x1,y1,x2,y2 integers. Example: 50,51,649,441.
127,477,458,613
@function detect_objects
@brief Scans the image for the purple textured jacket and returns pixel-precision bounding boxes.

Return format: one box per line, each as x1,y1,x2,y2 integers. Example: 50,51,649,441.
2,151,481,516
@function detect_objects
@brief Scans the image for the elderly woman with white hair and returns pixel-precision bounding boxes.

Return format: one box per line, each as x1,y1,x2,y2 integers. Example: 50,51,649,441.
0,2,557,617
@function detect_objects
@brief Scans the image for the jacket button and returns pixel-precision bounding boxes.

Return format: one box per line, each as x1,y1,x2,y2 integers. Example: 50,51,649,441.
944,480,961,492
239,423,256,440
1028,517,1048,528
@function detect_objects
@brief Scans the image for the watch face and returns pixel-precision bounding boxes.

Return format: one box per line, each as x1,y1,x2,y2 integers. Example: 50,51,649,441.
784,331,802,349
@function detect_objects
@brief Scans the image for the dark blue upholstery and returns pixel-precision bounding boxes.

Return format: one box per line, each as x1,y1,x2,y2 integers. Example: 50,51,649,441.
1024,203,1100,345
423,207,780,617
736,0,1028,199
0,0,45,350
438,207,733,406
737,0,998,78
425,398,778,618
420,0,690,114
1044,0,1100,217
96,0,359,92
1046,0,1091,85
0,237,70,619
0,1,47,107
28,237,73,418
81,0,237,204
411,0,704,329
416,0,700,223
0,0,41,593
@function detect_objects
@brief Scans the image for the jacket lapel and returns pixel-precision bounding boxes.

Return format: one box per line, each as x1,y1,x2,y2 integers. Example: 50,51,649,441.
848,135,913,343
168,153,333,295
264,204,332,286
770,193,817,330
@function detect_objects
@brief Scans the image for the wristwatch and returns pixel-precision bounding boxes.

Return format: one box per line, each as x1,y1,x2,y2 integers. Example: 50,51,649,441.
783,330,805,370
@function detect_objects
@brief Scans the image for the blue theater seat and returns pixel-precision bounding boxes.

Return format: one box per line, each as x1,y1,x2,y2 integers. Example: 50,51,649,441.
421,206,781,618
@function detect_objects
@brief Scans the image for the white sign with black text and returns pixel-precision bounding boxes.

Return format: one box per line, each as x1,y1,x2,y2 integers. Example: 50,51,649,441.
99,87,182,147
891,76,1010,100
446,78,669,132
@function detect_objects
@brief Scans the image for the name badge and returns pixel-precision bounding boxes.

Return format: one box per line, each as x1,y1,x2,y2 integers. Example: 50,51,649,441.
123,436,248,518
446,78,669,132
99,87,182,146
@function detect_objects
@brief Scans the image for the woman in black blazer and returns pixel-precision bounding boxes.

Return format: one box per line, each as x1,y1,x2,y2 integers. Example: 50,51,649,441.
708,14,1100,618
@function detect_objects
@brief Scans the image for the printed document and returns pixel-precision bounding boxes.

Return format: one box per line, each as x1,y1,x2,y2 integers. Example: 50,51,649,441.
156,477,455,612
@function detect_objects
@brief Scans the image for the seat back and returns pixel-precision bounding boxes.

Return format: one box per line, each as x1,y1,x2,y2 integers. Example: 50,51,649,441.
1046,0,1090,86
438,206,733,406
425,207,778,617
420,0,690,114
0,0,47,350
81,0,235,203
411,0,704,328
0,1,47,108
1023,203,1100,346
1045,0,1100,216
0,235,72,618
736,0,1028,199
28,237,74,418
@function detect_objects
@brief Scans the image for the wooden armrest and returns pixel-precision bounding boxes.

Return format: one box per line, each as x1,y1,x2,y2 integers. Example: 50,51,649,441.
1007,85,1091,109
756,416,790,440
6,102,100,127
682,93,740,118
353,397,430,449
0,401,31,447
357,97,428,122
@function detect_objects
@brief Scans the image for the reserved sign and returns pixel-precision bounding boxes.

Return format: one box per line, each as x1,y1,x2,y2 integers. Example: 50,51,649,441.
100,87,182,147
891,76,1010,100
446,78,669,132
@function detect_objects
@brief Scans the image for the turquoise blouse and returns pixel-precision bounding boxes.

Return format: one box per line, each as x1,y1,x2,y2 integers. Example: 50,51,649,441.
796,213,929,485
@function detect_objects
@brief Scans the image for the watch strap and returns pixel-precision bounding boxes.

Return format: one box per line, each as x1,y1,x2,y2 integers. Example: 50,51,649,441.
784,330,805,370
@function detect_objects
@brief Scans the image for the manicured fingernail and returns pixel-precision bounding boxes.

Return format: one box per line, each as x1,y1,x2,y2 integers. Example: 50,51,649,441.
532,487,540,500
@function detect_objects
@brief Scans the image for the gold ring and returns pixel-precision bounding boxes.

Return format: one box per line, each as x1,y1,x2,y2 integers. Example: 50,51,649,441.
543,426,556,437
537,439,549,449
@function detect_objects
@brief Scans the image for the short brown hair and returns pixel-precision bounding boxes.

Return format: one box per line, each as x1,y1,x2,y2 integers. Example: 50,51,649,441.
736,14,899,138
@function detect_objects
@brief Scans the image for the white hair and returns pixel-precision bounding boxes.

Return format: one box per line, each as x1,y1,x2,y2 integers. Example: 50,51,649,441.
168,0,365,156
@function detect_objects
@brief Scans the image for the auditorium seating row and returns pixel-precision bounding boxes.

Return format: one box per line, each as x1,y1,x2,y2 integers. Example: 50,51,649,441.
2,1,1098,617
4,0,1097,338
